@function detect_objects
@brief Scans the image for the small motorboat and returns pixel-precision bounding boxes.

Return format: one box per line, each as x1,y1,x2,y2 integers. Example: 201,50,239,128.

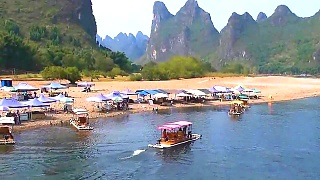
0,117,15,145
70,109,93,130
148,121,201,149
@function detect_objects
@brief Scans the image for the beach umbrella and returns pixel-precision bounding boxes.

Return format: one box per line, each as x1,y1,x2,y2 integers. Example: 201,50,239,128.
0,106,10,111
21,98,50,107
38,94,56,103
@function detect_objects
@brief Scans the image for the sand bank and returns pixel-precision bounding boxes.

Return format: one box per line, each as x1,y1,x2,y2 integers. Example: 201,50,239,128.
3,76,320,132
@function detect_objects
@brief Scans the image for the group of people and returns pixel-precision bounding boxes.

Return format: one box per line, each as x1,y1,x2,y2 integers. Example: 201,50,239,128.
4,110,21,125
229,103,244,114
161,127,192,142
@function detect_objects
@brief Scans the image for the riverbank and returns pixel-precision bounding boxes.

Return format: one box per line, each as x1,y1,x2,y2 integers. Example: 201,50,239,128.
7,76,320,132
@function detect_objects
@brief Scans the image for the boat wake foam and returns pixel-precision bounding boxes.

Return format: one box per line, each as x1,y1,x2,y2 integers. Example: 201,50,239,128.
119,149,146,160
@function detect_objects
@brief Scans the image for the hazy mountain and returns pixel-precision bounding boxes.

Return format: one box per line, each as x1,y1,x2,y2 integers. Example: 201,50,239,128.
97,31,149,61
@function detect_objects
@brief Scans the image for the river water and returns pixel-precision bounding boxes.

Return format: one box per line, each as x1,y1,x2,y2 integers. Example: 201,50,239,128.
1,97,320,179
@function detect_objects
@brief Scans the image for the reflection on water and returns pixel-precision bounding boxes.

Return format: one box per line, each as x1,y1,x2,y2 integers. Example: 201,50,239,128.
156,143,192,162
0,146,14,154
1,97,320,179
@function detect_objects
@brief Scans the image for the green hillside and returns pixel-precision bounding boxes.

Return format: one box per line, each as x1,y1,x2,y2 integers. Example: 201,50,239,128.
0,0,136,76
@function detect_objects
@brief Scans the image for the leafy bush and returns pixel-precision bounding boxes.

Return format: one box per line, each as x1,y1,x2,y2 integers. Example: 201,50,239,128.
41,66,81,83
129,74,142,81
41,66,66,80
30,25,47,41
141,56,210,80
4,19,20,35
64,67,81,84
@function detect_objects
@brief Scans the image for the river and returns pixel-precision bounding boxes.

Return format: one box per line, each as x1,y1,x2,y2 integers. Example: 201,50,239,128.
1,97,320,179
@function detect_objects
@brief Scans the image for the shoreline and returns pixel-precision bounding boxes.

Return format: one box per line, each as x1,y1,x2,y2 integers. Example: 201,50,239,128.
13,92,320,133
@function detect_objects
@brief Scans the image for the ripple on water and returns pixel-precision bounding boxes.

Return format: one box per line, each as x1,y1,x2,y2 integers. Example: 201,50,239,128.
1,98,320,179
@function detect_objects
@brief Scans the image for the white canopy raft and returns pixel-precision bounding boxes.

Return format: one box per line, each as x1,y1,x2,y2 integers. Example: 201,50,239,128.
148,120,201,149
69,108,93,130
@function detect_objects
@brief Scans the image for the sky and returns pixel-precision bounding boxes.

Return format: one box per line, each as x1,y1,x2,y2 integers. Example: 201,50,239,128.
92,0,320,38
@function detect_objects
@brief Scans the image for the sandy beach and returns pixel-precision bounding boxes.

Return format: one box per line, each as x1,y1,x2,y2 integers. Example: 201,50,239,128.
2,76,320,132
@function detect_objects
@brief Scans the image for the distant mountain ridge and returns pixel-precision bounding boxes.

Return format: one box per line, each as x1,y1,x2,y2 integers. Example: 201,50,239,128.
96,31,149,61
134,0,320,74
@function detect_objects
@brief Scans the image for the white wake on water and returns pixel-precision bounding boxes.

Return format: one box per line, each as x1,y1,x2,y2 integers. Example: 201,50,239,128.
119,149,146,160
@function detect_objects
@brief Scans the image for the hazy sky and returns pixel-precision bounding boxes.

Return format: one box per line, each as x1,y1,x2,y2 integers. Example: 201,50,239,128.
92,0,320,38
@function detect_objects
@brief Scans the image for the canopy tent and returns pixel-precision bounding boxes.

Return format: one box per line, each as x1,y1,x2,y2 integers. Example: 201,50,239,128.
86,93,111,102
77,81,95,87
0,106,10,111
158,124,182,130
60,97,74,103
0,86,16,92
106,91,128,99
0,98,28,108
112,96,123,102
232,85,246,92
208,87,221,93
185,89,207,96
198,89,212,95
21,98,50,107
42,82,67,90
238,94,249,100
38,94,56,103
176,92,192,97
51,94,65,101
121,89,137,95
14,82,39,92
251,88,261,93
154,93,169,98
213,86,232,93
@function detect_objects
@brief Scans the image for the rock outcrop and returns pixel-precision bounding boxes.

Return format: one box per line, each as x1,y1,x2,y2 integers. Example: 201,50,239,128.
218,12,256,60
145,0,219,62
256,12,267,22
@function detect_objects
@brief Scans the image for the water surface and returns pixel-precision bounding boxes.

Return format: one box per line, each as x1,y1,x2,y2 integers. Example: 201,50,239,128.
1,97,320,179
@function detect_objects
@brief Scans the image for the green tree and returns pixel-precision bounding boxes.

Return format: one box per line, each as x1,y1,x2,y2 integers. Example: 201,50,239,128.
40,66,66,80
64,67,81,84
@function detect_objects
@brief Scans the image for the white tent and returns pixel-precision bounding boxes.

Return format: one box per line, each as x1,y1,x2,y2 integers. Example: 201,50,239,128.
185,90,206,96
176,92,192,97
154,93,169,98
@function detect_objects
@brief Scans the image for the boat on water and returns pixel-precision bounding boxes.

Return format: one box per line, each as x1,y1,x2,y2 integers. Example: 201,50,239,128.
228,100,245,116
148,121,201,149
69,109,93,130
0,117,15,145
